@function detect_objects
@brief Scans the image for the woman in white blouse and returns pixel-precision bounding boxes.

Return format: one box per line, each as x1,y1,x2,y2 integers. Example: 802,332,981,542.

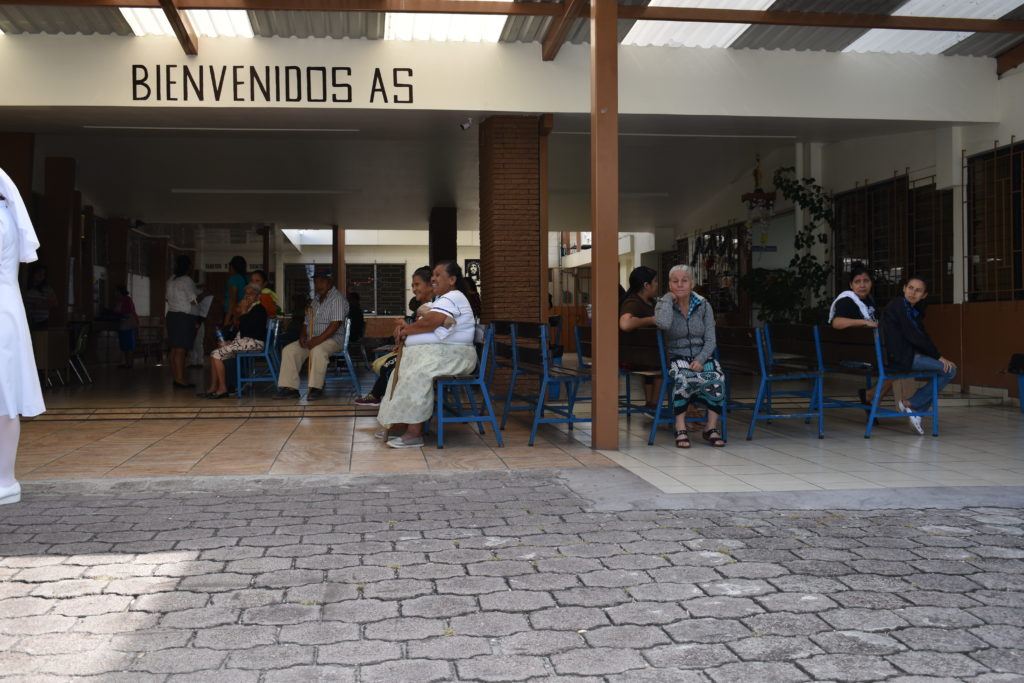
165,254,200,388
377,261,480,448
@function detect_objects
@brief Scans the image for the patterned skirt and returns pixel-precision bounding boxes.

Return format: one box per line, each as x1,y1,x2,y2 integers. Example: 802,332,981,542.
668,356,726,416
210,337,263,361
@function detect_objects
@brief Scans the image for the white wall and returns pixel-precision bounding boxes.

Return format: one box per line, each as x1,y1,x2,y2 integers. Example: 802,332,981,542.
750,212,797,271
677,145,796,242
129,274,151,316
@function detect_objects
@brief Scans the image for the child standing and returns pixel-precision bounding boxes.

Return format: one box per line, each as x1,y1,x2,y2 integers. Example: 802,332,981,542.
114,285,139,369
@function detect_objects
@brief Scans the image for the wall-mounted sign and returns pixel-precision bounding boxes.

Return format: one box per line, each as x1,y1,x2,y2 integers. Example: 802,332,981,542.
132,64,414,104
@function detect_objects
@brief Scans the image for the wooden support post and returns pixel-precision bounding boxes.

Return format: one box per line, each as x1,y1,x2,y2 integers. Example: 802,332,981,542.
428,207,458,266
590,0,619,451
150,238,170,320
42,157,76,328
80,206,95,320
539,114,553,321
106,217,131,312
261,225,271,275
331,224,346,294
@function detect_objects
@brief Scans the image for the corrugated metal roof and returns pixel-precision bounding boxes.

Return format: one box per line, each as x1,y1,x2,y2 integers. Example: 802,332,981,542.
944,3,1024,56
248,10,384,39
500,0,645,44
0,5,131,36
731,0,907,52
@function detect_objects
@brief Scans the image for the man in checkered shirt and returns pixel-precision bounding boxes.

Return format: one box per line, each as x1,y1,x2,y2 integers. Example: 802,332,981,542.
274,270,349,401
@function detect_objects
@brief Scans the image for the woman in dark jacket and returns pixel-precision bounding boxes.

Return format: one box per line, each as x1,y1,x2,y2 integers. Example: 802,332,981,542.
200,284,268,399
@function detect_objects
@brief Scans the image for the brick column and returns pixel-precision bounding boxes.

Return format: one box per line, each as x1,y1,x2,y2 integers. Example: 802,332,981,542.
479,116,544,323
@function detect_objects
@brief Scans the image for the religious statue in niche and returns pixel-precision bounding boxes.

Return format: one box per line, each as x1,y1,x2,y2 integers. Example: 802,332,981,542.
465,260,481,288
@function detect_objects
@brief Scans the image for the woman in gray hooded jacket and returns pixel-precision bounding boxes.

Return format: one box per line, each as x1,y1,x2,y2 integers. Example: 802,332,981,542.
654,264,726,448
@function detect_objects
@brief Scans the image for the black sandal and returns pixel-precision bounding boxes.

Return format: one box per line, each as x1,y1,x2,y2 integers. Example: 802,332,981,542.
702,428,726,447
675,429,690,449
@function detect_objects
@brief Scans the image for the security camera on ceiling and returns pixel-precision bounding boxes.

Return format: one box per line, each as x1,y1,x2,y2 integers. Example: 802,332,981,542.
460,117,473,131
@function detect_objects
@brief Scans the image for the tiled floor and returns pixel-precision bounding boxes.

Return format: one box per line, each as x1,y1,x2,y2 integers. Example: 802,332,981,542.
20,363,1023,491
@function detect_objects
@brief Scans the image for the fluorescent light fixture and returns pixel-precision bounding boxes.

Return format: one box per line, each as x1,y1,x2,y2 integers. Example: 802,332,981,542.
553,131,797,139
843,0,1021,55
384,1,506,43
623,0,774,49
119,7,254,38
83,126,360,133
171,189,359,195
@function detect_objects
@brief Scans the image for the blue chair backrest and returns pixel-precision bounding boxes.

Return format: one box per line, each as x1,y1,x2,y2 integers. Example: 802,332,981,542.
512,322,551,374
872,329,887,376
477,325,494,382
763,322,775,366
754,327,770,377
263,318,278,349
341,318,351,349
574,325,590,366
811,325,824,373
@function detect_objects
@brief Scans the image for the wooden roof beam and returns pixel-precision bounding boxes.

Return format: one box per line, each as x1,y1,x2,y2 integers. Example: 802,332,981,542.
615,7,1024,34
159,0,198,55
5,0,1024,34
541,0,585,61
997,39,1024,76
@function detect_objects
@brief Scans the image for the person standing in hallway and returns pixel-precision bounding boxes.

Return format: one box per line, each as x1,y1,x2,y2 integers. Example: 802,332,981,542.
166,254,200,389
223,255,248,328
114,285,140,369
880,276,957,435
0,167,46,505
274,271,348,402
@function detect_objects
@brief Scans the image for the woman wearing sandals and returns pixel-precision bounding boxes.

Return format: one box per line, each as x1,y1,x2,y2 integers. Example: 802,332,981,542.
654,264,726,448
199,284,268,399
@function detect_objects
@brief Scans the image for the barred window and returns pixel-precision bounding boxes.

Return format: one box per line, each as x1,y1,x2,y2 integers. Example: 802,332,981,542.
967,143,1024,301
347,264,407,316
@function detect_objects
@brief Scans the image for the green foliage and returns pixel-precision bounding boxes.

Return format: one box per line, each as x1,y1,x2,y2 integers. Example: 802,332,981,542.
745,167,833,323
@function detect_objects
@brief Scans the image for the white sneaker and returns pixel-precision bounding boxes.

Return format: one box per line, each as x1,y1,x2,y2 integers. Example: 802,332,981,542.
897,401,924,435
0,481,21,505
387,437,424,449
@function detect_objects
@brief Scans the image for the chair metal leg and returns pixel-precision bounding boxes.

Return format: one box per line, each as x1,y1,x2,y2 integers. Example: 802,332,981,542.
816,375,825,439
436,382,446,449
68,360,85,385
500,370,518,430
478,383,503,447
747,378,768,441
566,381,577,431
865,376,882,439
464,386,485,435
931,376,939,437
529,379,548,446
648,378,669,445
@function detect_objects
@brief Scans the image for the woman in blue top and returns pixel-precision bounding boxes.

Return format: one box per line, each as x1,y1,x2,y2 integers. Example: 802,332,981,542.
223,255,248,328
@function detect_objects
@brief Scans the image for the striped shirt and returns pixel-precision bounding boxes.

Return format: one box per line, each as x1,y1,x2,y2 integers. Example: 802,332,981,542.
308,287,349,344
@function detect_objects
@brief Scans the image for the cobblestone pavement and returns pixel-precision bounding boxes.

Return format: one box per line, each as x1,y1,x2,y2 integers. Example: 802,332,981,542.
1,472,1023,682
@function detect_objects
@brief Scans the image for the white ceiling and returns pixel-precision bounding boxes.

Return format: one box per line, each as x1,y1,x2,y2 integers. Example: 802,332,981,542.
3,106,959,232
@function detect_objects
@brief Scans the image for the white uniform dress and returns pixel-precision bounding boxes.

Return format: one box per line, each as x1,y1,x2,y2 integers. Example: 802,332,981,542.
0,178,45,419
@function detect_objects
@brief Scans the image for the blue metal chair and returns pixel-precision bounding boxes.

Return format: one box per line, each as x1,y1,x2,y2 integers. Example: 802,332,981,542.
502,322,591,446
747,325,824,440
645,331,729,445
327,319,362,396
574,324,592,370
236,319,280,398
434,325,504,449
864,329,941,438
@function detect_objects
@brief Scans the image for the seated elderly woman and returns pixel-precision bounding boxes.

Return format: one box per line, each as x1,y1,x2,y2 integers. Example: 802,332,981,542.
654,264,726,448
199,284,268,399
377,260,480,448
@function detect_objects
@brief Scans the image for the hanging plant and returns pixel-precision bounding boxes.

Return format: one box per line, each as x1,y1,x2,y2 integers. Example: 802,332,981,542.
741,167,834,323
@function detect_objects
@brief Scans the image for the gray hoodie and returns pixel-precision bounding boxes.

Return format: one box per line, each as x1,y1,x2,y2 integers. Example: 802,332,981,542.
654,292,717,364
